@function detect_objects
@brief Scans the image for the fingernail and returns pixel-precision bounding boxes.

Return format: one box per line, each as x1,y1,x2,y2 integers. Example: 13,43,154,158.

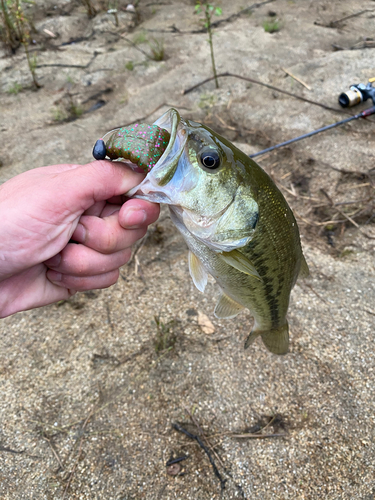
45,253,61,268
48,271,62,283
73,223,86,242
123,209,147,228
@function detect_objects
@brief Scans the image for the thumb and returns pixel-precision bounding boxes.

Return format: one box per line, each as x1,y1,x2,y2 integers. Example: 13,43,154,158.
58,160,145,213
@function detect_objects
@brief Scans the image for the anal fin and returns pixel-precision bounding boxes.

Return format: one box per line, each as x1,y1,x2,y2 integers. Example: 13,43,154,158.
188,250,208,293
245,322,289,355
214,293,244,319
298,254,309,279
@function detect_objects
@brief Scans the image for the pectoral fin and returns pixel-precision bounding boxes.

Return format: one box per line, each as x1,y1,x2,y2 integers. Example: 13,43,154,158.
214,293,244,319
244,322,289,355
188,251,208,292
219,250,261,281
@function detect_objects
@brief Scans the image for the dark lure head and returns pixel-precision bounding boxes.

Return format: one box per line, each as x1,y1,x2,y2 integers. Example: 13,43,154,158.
92,139,107,160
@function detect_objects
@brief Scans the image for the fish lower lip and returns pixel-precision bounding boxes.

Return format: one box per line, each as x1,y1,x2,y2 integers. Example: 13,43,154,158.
132,191,173,204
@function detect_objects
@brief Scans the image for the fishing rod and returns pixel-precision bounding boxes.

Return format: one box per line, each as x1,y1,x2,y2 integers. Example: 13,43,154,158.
250,79,375,158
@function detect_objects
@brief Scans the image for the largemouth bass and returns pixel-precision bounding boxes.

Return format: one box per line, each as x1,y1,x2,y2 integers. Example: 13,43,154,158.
96,108,309,354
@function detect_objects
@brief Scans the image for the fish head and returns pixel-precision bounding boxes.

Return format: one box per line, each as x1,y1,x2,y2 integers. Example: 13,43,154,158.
127,108,259,251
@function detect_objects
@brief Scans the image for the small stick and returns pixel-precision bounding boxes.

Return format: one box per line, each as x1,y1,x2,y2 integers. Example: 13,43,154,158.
113,102,190,129
274,181,320,202
166,456,188,466
62,408,94,499
214,114,238,131
332,40,375,51
230,433,286,439
258,414,276,432
0,445,25,454
313,199,370,208
44,435,64,471
172,423,226,491
184,408,225,469
106,303,114,333
320,189,375,239
182,72,348,114
293,211,347,227
282,68,311,90
37,53,98,69
329,9,373,27
302,283,329,305
43,28,56,38
119,33,152,59
182,73,375,125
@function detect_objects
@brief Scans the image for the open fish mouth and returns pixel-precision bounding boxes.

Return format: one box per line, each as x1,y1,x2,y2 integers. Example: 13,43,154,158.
126,108,189,203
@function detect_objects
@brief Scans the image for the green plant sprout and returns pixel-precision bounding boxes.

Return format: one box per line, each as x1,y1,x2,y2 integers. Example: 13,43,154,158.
82,0,96,18
107,0,119,26
195,1,222,89
7,81,22,94
148,36,164,61
133,31,147,45
263,19,280,33
0,0,18,51
0,0,40,88
153,315,177,354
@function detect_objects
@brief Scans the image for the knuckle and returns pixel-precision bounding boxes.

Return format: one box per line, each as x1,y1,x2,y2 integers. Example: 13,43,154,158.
136,227,147,241
122,248,132,265
104,270,119,288
102,230,119,254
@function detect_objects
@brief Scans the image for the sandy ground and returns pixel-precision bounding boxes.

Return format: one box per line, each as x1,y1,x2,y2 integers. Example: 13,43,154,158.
1,0,375,498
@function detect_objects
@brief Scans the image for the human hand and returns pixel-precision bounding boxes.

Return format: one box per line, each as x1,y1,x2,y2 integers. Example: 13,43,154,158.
0,160,159,318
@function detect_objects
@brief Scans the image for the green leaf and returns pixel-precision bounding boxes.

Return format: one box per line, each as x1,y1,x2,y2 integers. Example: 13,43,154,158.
215,7,222,15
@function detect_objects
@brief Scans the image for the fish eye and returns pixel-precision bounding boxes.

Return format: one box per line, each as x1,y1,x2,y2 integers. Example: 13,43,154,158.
199,149,221,170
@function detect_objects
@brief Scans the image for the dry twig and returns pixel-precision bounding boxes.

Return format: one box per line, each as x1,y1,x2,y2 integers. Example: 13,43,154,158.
62,408,94,499
316,9,374,28
172,422,226,491
185,408,224,469
113,102,191,129
320,189,375,239
282,68,311,90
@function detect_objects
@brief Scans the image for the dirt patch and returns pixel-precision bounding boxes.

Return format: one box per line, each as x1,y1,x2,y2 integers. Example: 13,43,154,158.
1,1,375,498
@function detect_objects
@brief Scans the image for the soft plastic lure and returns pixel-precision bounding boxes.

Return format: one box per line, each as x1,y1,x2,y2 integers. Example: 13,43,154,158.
92,123,170,173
